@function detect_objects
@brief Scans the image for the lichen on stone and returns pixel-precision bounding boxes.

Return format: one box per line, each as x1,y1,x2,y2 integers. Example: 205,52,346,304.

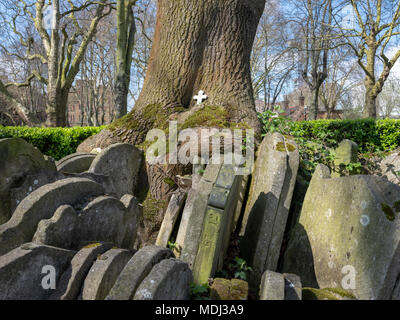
381,203,396,221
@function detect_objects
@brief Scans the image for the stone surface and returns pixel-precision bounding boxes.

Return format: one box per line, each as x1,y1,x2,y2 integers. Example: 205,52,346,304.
50,242,113,300
174,161,222,260
241,132,299,289
56,152,96,174
76,196,127,248
380,147,400,185
89,143,142,198
134,258,192,300
106,246,172,300
120,194,142,249
0,138,56,224
282,164,400,300
156,191,186,247
334,139,359,166
283,273,302,300
0,178,104,256
192,162,243,284
259,270,285,300
81,248,133,300
0,243,75,300
210,278,248,300
32,205,78,249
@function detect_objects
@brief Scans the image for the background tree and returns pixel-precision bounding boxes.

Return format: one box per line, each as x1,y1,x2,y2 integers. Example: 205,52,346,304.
333,0,400,118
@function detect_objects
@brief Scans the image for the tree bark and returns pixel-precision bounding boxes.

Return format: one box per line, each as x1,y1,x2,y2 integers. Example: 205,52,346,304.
112,0,264,144
86,0,266,245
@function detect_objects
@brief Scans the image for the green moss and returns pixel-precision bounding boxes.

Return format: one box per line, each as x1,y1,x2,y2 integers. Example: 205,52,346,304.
142,192,167,222
381,203,396,221
302,287,356,300
82,242,101,249
302,288,339,300
394,200,400,213
163,177,177,187
323,288,357,300
275,142,296,152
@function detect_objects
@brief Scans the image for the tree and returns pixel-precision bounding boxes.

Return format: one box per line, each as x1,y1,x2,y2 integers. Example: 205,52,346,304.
334,0,400,118
290,0,333,120
1,0,112,127
114,0,137,119
87,0,265,244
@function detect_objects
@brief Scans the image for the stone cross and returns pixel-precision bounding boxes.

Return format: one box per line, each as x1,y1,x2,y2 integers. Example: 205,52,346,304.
194,90,208,105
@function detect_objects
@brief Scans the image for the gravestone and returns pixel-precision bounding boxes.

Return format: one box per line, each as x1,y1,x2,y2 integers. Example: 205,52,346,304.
89,143,142,198
106,246,172,300
380,147,400,185
51,242,114,300
120,194,142,249
81,248,133,300
156,191,186,247
76,196,127,248
0,243,75,300
0,138,56,224
210,278,248,300
259,270,285,300
56,152,96,174
283,164,400,300
283,273,302,300
0,178,104,256
334,139,358,166
174,160,222,260
193,163,243,284
134,258,192,300
241,132,299,290
32,205,78,249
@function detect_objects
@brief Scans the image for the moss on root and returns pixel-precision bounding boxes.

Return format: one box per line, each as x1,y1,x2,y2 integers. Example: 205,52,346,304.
142,192,167,223
302,287,356,300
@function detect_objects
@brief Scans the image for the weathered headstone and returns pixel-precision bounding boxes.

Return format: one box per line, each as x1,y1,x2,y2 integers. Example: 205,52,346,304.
89,143,142,198
0,178,104,256
32,205,78,249
134,258,192,300
334,139,359,167
50,242,113,300
81,248,133,300
156,191,186,247
120,194,142,249
0,138,56,224
380,147,400,185
76,196,127,248
259,270,285,300
56,152,96,174
106,246,172,300
283,164,400,300
193,163,243,284
210,278,248,300
240,132,299,290
0,243,75,300
174,161,222,260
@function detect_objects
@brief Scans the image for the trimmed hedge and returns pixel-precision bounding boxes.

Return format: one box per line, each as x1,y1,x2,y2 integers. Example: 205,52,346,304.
287,119,400,152
0,126,105,160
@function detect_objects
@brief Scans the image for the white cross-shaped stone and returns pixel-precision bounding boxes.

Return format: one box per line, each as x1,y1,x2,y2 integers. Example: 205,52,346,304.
193,90,208,105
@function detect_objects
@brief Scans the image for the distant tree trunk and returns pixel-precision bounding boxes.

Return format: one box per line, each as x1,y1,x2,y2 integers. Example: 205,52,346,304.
115,0,136,119
112,0,264,145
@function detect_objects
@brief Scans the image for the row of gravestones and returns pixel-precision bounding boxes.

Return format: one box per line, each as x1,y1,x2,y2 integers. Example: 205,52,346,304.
2,131,400,300
155,132,400,300
0,138,192,299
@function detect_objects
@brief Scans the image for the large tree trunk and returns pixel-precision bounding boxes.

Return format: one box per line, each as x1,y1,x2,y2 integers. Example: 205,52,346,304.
83,0,265,245
112,0,264,144
46,85,69,127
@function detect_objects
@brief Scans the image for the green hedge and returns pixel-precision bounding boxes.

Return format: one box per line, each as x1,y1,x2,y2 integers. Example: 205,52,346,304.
0,126,105,160
287,119,400,152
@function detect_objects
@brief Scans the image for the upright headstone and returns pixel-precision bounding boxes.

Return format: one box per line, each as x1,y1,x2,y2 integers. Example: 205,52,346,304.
240,132,299,290
283,164,400,300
